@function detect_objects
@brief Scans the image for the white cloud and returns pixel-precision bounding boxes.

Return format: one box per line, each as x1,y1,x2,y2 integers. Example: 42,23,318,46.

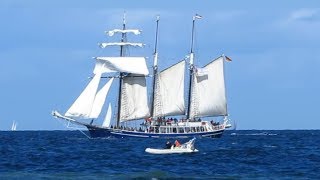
268,8,320,42
290,8,318,21
286,8,319,23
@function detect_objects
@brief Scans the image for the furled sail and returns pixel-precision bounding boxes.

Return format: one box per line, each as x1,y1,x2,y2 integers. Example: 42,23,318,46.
65,73,102,118
120,75,150,121
102,103,112,127
94,57,149,75
89,78,114,118
99,42,144,48
153,60,186,117
106,29,141,36
189,56,227,118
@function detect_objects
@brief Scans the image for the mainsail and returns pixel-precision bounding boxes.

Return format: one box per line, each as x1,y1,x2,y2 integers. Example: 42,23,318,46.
189,56,227,118
153,60,186,117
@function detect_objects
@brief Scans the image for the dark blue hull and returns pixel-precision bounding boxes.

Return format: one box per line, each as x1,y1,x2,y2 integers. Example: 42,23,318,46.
85,125,224,139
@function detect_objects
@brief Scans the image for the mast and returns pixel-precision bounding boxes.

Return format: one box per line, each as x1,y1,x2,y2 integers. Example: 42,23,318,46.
187,14,201,120
150,16,160,118
116,13,127,127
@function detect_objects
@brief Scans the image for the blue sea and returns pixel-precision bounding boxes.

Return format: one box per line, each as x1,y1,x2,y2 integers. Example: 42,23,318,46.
0,130,319,179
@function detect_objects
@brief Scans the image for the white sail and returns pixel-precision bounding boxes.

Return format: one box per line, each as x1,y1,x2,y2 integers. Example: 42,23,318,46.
189,56,227,118
106,29,141,36
65,73,101,118
102,103,112,127
153,60,186,117
99,42,144,48
89,78,114,118
94,57,149,75
11,121,17,131
120,76,150,121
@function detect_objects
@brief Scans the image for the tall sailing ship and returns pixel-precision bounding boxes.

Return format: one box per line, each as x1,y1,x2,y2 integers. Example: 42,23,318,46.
52,14,232,138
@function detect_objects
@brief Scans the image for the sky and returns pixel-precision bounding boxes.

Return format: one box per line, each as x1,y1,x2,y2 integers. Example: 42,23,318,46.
0,0,319,130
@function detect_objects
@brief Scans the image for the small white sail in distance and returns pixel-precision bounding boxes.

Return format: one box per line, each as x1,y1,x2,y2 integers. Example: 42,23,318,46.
102,103,112,128
11,121,17,131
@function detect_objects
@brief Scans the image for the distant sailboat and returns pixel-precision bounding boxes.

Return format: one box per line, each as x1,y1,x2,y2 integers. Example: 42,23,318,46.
233,119,237,130
225,118,236,130
11,121,17,131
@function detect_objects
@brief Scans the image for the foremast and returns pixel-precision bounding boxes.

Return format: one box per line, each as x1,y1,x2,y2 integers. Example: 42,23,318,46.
116,14,127,128
97,13,149,126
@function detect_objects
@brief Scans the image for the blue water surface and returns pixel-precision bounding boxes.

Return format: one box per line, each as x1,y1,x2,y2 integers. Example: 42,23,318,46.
0,130,319,179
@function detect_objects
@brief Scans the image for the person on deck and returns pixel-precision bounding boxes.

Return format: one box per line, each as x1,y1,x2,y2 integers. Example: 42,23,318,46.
165,141,172,149
174,140,181,147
